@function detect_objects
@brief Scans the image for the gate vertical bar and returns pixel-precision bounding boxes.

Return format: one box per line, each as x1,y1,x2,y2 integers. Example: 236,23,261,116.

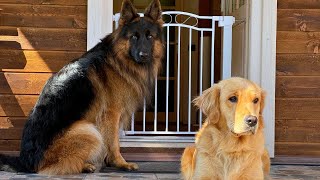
199,30,204,128
177,26,181,132
131,113,134,133
188,28,192,132
211,19,216,85
143,99,146,132
219,17,234,79
154,77,157,131
166,26,170,132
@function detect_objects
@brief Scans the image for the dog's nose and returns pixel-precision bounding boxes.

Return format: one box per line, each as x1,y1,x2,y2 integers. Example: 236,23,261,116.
139,52,149,59
245,115,258,127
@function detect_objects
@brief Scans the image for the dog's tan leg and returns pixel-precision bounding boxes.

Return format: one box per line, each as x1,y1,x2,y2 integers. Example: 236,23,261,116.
192,151,219,180
181,146,196,180
38,121,104,175
262,149,270,178
102,110,138,171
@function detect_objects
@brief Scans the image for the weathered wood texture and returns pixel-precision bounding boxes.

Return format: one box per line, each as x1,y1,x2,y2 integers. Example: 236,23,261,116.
278,0,320,9
277,32,320,54
0,73,52,94
278,9,320,32
276,54,320,76
0,27,86,51
276,76,320,98
0,50,82,72
276,142,320,156
0,4,86,28
0,1,87,152
0,0,86,5
276,1,320,156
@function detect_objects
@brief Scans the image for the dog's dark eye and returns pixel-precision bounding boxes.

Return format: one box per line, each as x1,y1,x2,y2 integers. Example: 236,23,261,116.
228,96,238,103
147,35,153,39
253,98,259,104
131,35,138,40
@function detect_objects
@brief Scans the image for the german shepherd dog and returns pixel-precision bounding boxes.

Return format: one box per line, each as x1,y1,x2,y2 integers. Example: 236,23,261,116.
0,0,163,175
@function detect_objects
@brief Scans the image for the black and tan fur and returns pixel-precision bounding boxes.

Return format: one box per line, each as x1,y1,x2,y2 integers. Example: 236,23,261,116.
0,0,164,175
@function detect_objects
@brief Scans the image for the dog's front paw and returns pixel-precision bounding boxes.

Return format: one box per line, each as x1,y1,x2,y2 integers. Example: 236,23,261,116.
105,155,139,171
119,162,139,171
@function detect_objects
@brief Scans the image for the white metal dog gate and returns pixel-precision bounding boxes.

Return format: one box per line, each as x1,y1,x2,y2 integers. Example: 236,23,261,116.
113,11,234,146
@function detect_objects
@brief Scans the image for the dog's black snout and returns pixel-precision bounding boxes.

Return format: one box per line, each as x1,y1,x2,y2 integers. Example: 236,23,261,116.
245,116,258,127
139,52,149,59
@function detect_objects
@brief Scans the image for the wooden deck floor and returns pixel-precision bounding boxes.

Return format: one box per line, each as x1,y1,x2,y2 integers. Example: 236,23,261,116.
0,163,319,179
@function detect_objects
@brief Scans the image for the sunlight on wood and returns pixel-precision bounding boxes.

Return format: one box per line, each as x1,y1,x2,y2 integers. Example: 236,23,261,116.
0,28,51,72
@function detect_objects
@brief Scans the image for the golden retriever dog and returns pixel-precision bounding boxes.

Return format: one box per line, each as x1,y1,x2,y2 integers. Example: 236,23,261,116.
181,77,270,180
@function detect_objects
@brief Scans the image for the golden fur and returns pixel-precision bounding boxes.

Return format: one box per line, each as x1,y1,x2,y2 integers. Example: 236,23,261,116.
181,77,270,180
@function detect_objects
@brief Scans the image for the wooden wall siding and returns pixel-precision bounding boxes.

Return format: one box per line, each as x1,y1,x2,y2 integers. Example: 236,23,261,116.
0,0,86,6
278,9,320,32
276,0,320,156
278,0,320,9
0,4,86,28
0,1,87,152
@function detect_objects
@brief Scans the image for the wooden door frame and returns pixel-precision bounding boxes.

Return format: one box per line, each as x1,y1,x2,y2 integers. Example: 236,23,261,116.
87,0,113,50
87,0,277,157
247,0,277,157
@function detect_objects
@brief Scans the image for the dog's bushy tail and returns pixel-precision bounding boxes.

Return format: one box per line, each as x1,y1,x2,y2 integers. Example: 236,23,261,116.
0,154,28,173
180,146,196,180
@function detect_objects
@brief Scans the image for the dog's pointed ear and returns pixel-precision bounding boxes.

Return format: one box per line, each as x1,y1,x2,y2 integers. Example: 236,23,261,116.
144,0,162,22
193,85,220,124
119,0,139,25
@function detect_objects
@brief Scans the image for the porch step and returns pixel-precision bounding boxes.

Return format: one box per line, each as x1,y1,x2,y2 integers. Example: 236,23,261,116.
122,153,182,162
101,161,180,173
272,156,320,166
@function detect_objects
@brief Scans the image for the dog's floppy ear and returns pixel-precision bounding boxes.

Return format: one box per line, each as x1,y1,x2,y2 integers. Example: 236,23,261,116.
258,90,266,128
119,0,139,25
259,90,266,115
144,0,162,22
193,85,220,124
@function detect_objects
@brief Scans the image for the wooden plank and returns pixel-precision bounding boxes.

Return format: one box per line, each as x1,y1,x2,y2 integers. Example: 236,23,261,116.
0,140,21,151
0,117,26,140
278,0,320,9
276,76,320,98
276,54,320,76
0,95,38,116
0,50,82,73
0,27,86,51
0,128,23,140
0,14,87,29
277,31,320,54
0,4,86,28
0,0,86,6
0,72,52,94
278,9,320,32
1,14,86,29
276,98,320,120
0,4,86,16
272,156,320,165
0,117,27,129
276,119,320,143
275,142,320,156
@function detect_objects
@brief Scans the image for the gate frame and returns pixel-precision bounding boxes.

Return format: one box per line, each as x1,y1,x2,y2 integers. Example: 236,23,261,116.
87,0,277,157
